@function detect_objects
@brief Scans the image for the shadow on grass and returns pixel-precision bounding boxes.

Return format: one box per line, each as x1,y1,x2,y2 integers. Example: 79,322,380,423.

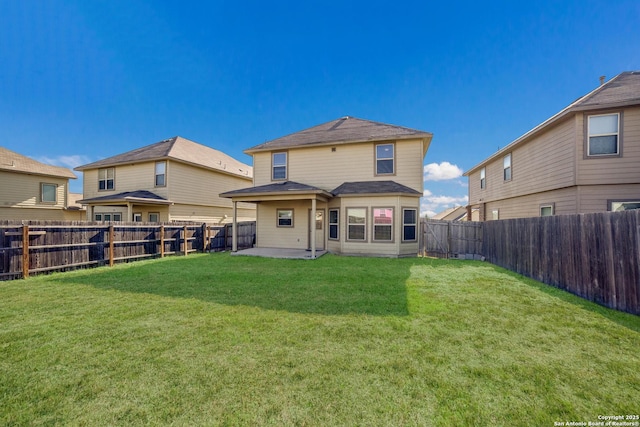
46,254,412,316
486,263,640,333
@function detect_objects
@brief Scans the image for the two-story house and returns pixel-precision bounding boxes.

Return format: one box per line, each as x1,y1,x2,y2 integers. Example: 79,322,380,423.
0,147,84,220
221,116,433,258
75,136,256,223
464,71,640,220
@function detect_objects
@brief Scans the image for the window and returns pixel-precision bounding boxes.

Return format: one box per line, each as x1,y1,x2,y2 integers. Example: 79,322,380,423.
503,154,512,181
98,168,115,190
272,152,287,180
610,201,640,211
373,208,393,242
329,209,339,240
155,161,166,186
540,204,554,217
41,183,57,203
480,168,486,189
133,213,142,222
588,113,620,156
492,209,499,220
149,213,160,222
95,213,122,221
347,208,366,241
402,208,417,242
375,143,394,175
277,209,293,227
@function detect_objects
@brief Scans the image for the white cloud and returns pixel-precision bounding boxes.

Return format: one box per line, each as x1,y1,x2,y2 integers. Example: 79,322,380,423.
37,154,91,170
423,161,463,181
423,189,432,197
420,194,468,218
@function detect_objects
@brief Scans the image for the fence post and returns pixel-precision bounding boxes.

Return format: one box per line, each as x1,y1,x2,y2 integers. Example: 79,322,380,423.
22,224,29,278
202,223,208,252
109,225,115,267
183,225,188,256
160,225,165,258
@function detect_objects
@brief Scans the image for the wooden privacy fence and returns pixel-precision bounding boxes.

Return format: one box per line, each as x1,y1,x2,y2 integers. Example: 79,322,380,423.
482,210,640,315
420,219,483,259
0,220,256,280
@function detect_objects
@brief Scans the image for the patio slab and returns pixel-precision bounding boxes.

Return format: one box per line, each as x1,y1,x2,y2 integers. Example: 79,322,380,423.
231,247,327,259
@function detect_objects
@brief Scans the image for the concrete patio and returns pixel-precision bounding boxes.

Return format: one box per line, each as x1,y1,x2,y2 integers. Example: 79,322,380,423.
230,247,327,259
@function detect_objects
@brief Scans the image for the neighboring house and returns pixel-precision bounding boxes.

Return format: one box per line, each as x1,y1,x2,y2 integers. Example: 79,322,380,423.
221,116,433,257
431,206,477,221
75,136,255,223
0,147,85,220
464,71,640,221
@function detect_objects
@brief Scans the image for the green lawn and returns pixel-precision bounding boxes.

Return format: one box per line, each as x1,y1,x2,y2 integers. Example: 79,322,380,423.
1,253,638,426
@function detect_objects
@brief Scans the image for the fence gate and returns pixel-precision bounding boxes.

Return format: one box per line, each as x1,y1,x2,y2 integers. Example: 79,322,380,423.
420,219,483,259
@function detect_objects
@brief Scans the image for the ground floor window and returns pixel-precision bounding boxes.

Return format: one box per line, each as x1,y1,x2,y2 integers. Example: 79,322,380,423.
95,212,122,221
329,209,339,240
347,207,366,241
277,209,294,227
402,208,417,242
133,213,142,222
540,204,554,216
373,208,393,241
610,200,640,211
149,212,160,222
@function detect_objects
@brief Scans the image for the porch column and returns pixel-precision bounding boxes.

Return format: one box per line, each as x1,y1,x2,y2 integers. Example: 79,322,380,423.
311,197,316,259
232,201,238,252
126,202,132,222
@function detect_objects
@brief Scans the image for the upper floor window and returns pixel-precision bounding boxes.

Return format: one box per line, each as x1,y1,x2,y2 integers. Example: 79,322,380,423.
588,113,620,156
155,161,166,187
503,154,512,181
480,167,486,189
41,183,57,203
98,168,115,191
375,143,394,175
272,152,287,180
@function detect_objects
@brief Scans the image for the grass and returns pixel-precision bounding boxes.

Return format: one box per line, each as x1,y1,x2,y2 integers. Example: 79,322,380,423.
1,253,639,426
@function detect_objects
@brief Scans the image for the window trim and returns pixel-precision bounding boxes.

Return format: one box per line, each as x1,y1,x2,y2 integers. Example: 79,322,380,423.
95,212,122,222
585,112,622,158
540,203,555,217
492,209,499,220
149,212,160,222
40,183,58,204
346,207,367,242
402,208,418,242
503,153,512,182
372,207,394,243
98,167,115,191
155,161,167,187
608,199,640,212
272,152,288,181
375,142,396,176
133,213,142,222
328,208,339,241
480,167,486,189
276,208,294,227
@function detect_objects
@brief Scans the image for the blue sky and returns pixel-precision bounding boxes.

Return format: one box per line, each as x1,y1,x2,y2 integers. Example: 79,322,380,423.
1,0,638,216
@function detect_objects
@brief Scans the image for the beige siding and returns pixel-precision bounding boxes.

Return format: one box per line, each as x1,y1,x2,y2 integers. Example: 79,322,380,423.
82,163,167,200
256,200,326,250
0,207,84,221
469,117,576,205
577,184,640,213
169,204,255,224
483,187,578,220
253,139,425,192
576,106,640,185
1,171,70,209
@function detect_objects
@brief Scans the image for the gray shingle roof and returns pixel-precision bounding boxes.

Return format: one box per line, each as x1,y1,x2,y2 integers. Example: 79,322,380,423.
0,147,77,179
220,181,330,197
78,190,172,204
75,136,252,179
246,116,432,152
332,181,422,196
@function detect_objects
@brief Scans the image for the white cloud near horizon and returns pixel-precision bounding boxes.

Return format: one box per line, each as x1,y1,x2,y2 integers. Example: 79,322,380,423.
37,154,92,170
423,161,463,181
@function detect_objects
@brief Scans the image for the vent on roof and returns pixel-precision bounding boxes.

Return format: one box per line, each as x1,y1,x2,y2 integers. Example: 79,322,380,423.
599,75,606,86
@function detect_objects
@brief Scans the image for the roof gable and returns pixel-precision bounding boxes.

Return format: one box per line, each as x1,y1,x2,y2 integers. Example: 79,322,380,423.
0,147,76,179
246,116,432,152
75,136,252,178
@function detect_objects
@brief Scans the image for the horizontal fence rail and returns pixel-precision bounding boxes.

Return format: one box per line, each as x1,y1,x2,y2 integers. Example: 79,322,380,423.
0,220,256,280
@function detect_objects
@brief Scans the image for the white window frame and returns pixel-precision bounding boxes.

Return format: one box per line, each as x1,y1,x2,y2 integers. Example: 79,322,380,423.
402,208,417,242
41,183,57,203
149,212,160,222
375,143,395,175
492,209,499,220
480,168,486,189
328,208,339,240
133,213,142,222
540,204,554,217
503,154,512,182
346,207,367,242
155,161,166,187
587,113,620,157
98,168,115,191
272,152,287,181
609,200,640,212
277,209,294,227
372,207,394,242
